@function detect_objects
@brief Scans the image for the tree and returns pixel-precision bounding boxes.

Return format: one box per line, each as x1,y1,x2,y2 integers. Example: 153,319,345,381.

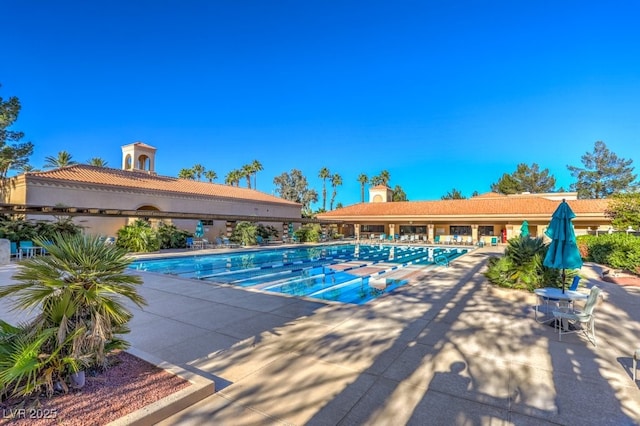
441,188,466,200
371,170,390,186
44,150,78,169
568,141,638,199
319,167,331,211
241,163,253,188
490,163,556,194
178,168,196,180
0,85,34,181
250,159,263,189
192,164,205,181
225,169,242,186
357,173,369,203
87,157,108,167
392,185,407,201
204,170,217,182
330,173,342,210
604,192,640,231
273,169,318,215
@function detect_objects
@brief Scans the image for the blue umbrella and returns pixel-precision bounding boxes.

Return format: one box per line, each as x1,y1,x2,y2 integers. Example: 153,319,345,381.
195,220,204,238
543,200,583,293
520,220,530,238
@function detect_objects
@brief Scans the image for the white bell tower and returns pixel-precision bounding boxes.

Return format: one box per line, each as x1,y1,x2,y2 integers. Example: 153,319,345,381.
121,142,157,174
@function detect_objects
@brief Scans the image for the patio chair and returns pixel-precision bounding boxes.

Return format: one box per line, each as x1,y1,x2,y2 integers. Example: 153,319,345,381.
552,286,602,346
434,235,441,244
186,237,194,249
490,237,498,246
10,242,21,260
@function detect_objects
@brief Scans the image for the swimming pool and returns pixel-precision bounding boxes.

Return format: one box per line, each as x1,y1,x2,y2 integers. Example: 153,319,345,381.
129,244,469,304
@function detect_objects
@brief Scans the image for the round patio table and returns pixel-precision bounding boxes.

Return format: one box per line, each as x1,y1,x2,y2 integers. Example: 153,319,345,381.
534,287,588,323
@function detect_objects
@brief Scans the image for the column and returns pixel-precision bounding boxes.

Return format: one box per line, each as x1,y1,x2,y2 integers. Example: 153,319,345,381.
471,225,478,244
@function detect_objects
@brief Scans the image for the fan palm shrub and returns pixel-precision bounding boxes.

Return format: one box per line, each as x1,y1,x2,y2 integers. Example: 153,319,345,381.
484,236,563,291
0,233,146,398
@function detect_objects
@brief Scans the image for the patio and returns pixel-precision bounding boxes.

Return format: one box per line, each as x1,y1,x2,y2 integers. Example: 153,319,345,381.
1,246,639,424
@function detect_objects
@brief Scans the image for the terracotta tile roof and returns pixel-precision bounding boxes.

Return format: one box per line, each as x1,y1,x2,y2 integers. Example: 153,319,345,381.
27,165,300,206
317,197,610,218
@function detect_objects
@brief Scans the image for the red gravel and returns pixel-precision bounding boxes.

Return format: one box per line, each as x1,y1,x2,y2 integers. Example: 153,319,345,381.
1,351,191,426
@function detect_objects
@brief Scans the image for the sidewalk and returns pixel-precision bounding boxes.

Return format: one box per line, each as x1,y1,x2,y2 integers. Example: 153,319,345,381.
129,247,640,425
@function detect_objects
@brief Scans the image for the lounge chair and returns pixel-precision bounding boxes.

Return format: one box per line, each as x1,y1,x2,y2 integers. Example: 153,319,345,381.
552,286,602,346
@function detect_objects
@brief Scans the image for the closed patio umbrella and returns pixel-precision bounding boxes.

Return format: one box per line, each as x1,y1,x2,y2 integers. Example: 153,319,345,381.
195,220,205,238
520,220,530,237
543,200,583,293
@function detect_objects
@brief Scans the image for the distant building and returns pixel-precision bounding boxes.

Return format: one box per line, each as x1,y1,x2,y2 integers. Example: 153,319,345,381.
317,187,611,244
3,142,302,239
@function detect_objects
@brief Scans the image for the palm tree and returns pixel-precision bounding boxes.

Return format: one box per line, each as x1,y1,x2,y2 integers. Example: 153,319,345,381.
319,167,331,211
192,164,205,181
204,170,217,183
178,168,196,180
87,157,108,167
19,164,38,173
0,234,146,397
225,169,242,186
330,173,342,210
241,164,253,188
44,150,78,169
357,173,369,203
251,159,263,189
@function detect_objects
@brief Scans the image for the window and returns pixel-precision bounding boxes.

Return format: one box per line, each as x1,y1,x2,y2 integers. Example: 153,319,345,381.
478,226,494,236
450,225,471,235
399,225,426,235
361,225,384,233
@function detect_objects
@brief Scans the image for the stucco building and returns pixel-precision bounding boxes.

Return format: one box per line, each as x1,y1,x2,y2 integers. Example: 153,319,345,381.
2,142,302,239
318,185,612,244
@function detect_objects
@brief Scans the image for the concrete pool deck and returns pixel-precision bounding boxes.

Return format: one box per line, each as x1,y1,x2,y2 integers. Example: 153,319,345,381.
2,245,640,424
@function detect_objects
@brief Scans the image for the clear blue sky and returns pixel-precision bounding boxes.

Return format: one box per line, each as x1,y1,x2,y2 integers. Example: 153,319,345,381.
3,1,639,208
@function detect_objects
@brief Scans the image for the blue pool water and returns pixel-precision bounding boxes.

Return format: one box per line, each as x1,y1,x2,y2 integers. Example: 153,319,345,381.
129,244,468,304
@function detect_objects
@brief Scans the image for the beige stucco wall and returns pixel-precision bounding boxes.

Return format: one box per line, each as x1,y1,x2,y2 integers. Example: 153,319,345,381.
8,179,301,238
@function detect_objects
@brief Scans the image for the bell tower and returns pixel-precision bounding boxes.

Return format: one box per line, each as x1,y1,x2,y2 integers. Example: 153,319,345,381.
369,185,393,203
121,142,157,174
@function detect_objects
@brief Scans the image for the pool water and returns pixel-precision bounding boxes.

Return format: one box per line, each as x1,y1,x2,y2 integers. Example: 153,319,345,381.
129,244,469,304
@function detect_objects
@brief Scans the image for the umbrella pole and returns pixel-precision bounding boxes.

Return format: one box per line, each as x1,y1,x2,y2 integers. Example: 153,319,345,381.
562,269,566,293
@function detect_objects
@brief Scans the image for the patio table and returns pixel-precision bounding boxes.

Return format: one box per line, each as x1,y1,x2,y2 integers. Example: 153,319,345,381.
534,287,588,323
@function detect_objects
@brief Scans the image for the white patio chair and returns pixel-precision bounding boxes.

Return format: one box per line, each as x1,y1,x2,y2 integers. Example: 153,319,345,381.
552,286,602,347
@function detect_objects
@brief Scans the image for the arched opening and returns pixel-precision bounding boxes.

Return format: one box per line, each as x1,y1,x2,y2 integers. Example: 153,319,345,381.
137,155,150,171
124,154,132,170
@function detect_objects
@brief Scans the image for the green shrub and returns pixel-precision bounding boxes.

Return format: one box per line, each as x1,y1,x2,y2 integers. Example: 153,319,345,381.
231,221,257,246
116,220,160,252
578,233,640,273
157,222,191,249
256,224,279,239
294,224,321,243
